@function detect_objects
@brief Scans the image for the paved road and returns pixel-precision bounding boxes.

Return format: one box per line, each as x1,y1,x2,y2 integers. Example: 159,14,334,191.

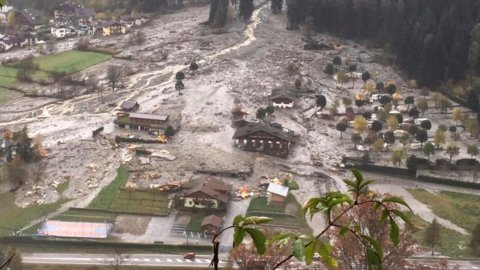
22,253,229,268
407,257,480,270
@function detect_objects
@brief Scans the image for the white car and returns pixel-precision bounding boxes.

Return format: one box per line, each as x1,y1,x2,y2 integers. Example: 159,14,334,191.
356,145,369,151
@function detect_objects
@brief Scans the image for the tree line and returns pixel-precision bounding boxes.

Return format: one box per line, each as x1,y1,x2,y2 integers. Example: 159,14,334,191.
286,0,480,89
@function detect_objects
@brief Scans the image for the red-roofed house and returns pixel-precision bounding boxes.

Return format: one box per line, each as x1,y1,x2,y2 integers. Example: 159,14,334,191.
180,176,231,209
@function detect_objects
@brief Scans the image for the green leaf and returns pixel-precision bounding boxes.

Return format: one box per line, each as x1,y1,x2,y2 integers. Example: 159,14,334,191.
302,197,321,217
270,232,295,247
292,239,305,261
351,168,364,184
233,215,245,226
361,235,383,259
339,224,357,236
379,209,389,223
366,247,381,267
390,209,414,227
389,217,400,246
382,196,412,212
317,239,337,270
243,216,272,226
245,228,267,254
233,227,245,248
304,240,316,266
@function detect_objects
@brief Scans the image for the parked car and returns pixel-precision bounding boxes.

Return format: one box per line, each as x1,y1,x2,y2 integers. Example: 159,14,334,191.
184,253,195,260
356,145,369,151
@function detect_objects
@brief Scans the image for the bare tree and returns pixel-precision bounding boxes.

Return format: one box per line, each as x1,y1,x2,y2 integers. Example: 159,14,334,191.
107,66,124,92
49,71,67,97
46,37,57,54
109,250,129,270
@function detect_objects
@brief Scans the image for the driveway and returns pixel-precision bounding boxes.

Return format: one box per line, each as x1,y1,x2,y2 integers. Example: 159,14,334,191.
218,198,251,252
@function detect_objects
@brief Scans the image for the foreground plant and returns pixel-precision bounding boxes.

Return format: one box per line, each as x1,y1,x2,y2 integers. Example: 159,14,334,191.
210,169,413,270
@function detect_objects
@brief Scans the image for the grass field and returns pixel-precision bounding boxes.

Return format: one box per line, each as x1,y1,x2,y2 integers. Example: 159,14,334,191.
0,50,111,99
51,209,117,223
0,192,66,236
409,214,472,257
110,189,170,215
89,165,130,209
246,194,310,232
407,189,480,232
88,166,171,215
33,50,111,74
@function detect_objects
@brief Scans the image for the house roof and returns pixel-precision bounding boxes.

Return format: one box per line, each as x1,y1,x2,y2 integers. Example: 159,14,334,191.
270,88,296,101
183,184,229,203
121,100,138,109
267,183,289,197
182,177,231,203
75,7,96,19
201,215,223,228
232,122,294,142
129,113,169,122
183,176,231,192
19,9,43,26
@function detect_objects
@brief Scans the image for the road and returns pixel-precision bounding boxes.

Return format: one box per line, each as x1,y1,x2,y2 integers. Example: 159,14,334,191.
22,253,230,268
407,257,480,270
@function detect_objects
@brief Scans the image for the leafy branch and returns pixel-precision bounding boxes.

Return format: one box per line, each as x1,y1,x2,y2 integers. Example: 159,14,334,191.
212,169,413,270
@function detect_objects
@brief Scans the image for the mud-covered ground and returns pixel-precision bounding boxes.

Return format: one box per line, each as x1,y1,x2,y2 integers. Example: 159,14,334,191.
0,1,477,237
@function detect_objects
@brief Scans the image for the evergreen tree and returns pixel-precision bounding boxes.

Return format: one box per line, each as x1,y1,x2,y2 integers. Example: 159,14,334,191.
239,0,254,21
425,218,441,256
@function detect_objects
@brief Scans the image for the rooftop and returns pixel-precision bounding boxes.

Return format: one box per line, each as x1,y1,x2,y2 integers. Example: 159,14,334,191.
267,183,289,197
129,113,169,122
201,214,223,228
232,122,294,142
270,87,297,101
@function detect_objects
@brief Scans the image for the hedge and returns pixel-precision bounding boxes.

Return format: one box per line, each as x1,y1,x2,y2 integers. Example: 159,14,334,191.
0,236,212,254
115,136,163,144
417,175,480,189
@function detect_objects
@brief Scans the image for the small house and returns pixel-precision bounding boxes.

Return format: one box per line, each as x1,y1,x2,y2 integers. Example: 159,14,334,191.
267,183,289,205
232,122,294,158
18,9,45,30
231,107,249,128
270,88,296,109
201,214,223,234
120,101,139,112
180,176,231,209
75,7,96,25
102,21,127,36
115,112,169,131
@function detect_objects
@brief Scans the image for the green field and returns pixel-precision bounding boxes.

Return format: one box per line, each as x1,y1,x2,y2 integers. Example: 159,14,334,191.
89,165,130,209
33,50,111,74
51,209,117,223
0,50,111,96
0,192,66,236
88,166,171,215
409,214,472,257
407,189,480,232
246,194,310,232
110,189,170,215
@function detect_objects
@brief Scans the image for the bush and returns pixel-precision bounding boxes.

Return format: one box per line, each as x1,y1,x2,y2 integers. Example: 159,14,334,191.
128,31,147,45
77,38,90,51
164,125,174,137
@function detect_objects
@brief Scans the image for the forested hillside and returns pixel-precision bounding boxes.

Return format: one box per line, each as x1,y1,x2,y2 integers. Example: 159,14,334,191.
287,0,480,88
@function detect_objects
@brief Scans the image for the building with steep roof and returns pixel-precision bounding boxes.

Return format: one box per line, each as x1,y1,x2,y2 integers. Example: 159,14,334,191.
180,176,231,209
270,88,296,109
232,122,294,158
201,214,223,234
